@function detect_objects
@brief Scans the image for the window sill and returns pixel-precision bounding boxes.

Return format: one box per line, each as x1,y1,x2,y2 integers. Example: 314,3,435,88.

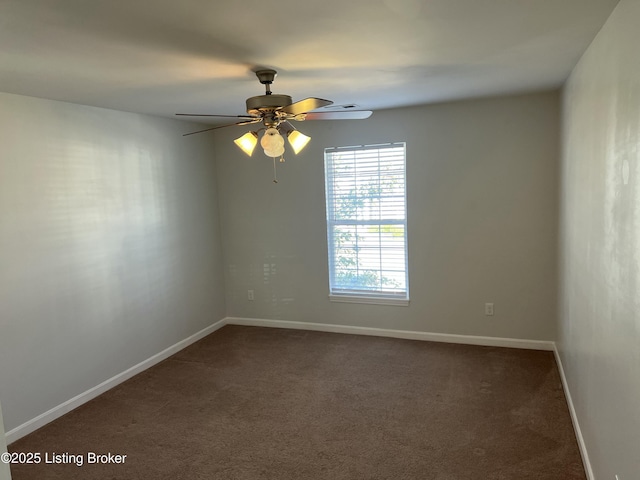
329,294,410,307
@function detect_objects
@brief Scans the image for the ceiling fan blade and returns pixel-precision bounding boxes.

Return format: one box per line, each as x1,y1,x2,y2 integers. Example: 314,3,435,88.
279,97,333,115
176,113,257,119
303,111,373,121
236,119,262,126
182,119,260,137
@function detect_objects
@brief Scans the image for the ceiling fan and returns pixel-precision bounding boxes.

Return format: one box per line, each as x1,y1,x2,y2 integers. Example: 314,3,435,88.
176,69,372,182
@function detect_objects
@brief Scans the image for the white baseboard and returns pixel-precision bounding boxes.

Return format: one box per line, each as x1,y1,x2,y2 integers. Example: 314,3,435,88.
5,316,558,447
553,346,593,480
225,317,555,351
5,318,227,445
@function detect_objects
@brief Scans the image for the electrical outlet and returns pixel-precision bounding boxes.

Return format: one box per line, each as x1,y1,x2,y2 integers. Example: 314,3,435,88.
485,303,494,316
247,290,254,301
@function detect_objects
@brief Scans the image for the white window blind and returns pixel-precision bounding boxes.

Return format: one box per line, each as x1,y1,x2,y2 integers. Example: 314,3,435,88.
324,142,408,304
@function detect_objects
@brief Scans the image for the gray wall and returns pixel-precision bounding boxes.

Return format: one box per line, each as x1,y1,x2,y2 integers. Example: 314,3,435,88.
559,0,640,478
0,92,226,432
215,92,560,340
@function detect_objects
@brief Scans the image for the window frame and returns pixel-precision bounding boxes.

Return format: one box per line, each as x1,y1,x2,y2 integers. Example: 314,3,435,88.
324,142,410,307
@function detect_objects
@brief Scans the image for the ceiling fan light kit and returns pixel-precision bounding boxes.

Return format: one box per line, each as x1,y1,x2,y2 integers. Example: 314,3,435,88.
177,69,372,182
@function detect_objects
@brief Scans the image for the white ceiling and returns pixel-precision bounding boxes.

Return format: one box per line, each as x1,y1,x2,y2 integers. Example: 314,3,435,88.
0,0,619,123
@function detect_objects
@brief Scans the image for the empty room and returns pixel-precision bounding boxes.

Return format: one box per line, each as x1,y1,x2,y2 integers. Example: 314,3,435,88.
0,1,638,479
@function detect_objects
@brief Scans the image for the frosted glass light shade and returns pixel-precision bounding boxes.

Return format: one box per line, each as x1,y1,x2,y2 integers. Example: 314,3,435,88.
234,131,258,156
264,145,285,157
261,128,285,157
288,130,311,154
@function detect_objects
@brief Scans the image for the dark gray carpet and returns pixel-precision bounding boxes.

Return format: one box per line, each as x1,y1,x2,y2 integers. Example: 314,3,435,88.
9,325,585,479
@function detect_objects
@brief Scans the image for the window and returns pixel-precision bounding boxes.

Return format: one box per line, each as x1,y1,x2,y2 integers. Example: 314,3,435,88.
324,142,409,306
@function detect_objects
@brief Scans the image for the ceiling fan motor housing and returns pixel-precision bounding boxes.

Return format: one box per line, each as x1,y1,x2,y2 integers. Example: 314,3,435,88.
245,94,293,116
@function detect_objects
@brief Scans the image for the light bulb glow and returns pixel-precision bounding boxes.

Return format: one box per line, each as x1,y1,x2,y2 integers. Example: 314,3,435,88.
287,130,311,154
233,131,258,156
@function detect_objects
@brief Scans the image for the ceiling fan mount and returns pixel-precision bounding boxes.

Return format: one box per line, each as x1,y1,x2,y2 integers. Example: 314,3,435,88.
254,68,277,86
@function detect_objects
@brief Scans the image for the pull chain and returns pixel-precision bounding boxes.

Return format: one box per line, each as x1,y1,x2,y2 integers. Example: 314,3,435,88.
272,157,278,183
271,156,286,183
